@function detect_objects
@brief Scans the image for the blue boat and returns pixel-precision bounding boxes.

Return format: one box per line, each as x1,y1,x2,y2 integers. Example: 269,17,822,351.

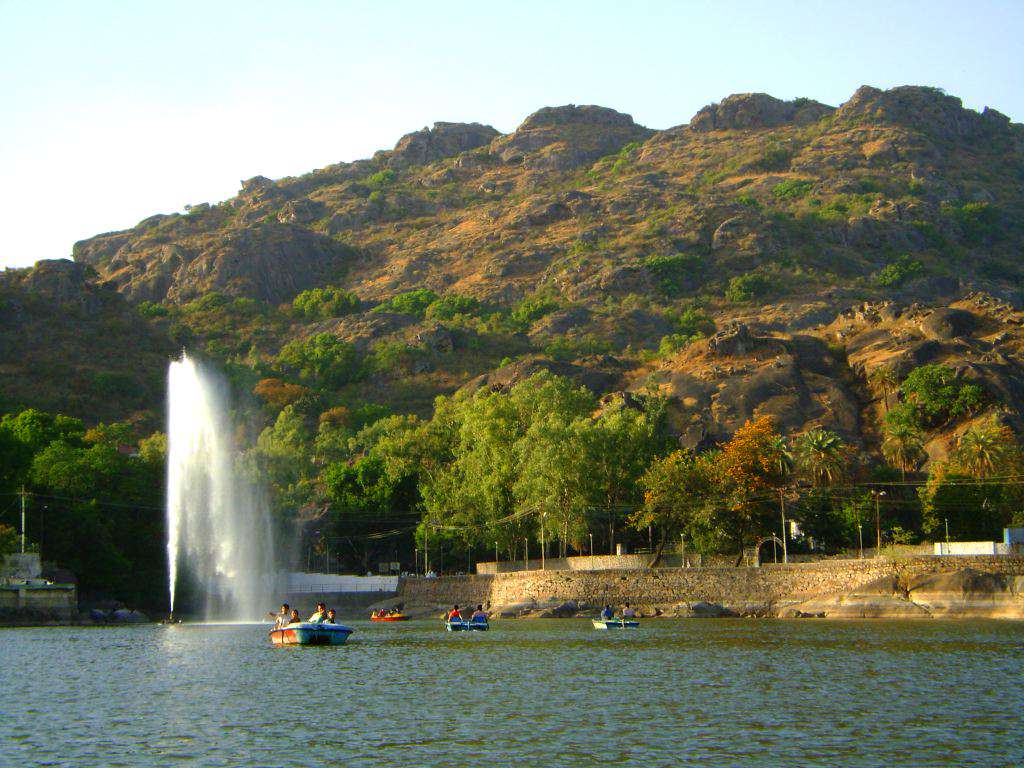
592,618,640,629
269,622,354,646
446,619,489,632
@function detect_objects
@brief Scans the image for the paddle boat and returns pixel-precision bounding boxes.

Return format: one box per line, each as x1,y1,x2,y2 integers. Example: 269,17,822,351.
446,618,489,632
592,618,640,629
370,612,409,622
269,622,354,646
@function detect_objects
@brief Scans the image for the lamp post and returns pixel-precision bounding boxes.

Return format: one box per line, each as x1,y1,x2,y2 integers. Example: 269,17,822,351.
495,541,499,565
525,538,529,567
540,511,547,571
680,533,686,569
944,518,950,544
778,488,789,565
857,523,863,560
871,490,887,557
589,532,594,559
414,547,419,577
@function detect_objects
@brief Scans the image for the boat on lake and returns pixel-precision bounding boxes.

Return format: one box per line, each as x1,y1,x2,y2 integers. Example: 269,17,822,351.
371,613,409,622
592,618,640,629
446,619,489,632
269,622,354,646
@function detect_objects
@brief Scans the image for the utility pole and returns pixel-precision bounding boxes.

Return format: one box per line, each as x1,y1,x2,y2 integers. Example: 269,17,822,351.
589,533,593,559
20,486,27,554
944,518,950,544
779,489,788,564
680,533,686,569
858,523,863,559
495,541,499,565
424,528,429,576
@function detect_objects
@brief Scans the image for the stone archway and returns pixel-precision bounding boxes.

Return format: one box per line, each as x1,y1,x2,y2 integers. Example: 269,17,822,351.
754,535,785,566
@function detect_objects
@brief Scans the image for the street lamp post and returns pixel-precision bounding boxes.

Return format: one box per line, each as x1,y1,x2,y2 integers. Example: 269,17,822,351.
414,547,419,577
540,512,547,571
779,489,788,565
944,518,950,544
589,533,594,559
857,523,863,559
680,533,685,570
872,490,887,557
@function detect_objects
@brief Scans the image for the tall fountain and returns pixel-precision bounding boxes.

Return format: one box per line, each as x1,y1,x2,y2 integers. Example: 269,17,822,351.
166,352,274,620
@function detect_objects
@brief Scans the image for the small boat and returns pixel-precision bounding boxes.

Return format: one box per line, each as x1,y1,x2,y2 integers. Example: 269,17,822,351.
446,619,489,632
269,622,354,646
592,618,640,629
370,613,409,622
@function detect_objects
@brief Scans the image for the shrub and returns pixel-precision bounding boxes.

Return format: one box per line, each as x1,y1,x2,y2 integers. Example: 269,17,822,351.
875,256,924,288
292,287,360,319
644,253,704,297
753,144,792,172
510,295,559,326
372,289,439,318
542,334,613,361
724,273,771,303
426,294,482,321
366,341,426,376
366,169,396,189
137,301,169,319
771,179,814,200
676,307,715,338
946,202,999,244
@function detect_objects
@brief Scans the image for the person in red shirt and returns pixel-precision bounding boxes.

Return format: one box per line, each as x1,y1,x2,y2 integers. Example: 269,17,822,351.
447,605,463,622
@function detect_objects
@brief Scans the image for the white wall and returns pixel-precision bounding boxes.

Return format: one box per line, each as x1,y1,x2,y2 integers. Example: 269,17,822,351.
933,542,1011,556
280,572,399,593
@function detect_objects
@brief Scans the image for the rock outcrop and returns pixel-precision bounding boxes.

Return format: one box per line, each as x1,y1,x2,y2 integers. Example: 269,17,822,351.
690,93,834,131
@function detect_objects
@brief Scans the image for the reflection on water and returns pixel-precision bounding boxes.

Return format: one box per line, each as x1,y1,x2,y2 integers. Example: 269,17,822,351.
3,620,1023,767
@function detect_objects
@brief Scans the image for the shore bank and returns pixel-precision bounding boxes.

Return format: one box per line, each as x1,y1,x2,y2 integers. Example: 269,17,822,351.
392,556,1024,620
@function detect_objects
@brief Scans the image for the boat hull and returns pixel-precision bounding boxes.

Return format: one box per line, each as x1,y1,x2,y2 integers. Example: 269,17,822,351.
592,619,640,629
446,620,489,632
269,623,353,646
370,615,409,622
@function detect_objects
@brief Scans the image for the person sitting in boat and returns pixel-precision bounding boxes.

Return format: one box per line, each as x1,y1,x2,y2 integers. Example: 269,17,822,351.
447,605,463,622
269,603,290,628
308,603,328,623
469,604,488,623
600,605,614,620
621,603,637,619
287,609,301,625
325,609,337,624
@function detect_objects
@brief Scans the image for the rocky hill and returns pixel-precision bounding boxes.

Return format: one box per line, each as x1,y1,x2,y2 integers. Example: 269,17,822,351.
6,84,1024,459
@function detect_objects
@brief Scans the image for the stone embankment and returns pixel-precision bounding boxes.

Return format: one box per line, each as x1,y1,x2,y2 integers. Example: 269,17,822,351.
397,556,1024,619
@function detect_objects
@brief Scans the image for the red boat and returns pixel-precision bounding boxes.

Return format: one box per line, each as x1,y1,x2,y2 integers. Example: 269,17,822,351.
370,613,409,622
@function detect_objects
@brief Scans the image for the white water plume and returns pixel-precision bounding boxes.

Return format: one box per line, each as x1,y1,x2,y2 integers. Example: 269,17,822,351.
166,353,274,620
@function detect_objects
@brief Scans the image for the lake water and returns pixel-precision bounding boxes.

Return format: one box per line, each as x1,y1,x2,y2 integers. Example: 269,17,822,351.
3,619,1023,767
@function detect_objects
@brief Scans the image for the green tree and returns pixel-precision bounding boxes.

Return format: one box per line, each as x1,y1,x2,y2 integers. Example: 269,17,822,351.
795,429,847,486
951,417,1017,479
881,420,926,481
277,333,363,388
898,365,985,429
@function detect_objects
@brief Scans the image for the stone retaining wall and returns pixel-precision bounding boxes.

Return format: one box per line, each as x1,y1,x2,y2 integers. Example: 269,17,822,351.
399,556,1024,612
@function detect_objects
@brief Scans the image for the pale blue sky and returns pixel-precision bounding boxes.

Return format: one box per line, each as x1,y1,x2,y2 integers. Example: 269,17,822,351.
2,0,1022,269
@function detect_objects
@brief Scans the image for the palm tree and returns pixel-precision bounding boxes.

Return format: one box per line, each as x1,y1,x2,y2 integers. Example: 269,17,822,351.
881,421,926,481
767,434,795,486
796,428,847,486
868,365,899,412
953,418,1012,479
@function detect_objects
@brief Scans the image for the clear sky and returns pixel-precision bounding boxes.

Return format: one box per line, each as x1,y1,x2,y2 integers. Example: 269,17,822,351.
2,0,1022,269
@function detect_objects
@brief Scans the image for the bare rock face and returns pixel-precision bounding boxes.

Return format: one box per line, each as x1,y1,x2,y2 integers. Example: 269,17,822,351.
76,222,354,304
389,122,500,167
493,104,653,169
690,93,834,131
19,259,99,308
835,85,1015,143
